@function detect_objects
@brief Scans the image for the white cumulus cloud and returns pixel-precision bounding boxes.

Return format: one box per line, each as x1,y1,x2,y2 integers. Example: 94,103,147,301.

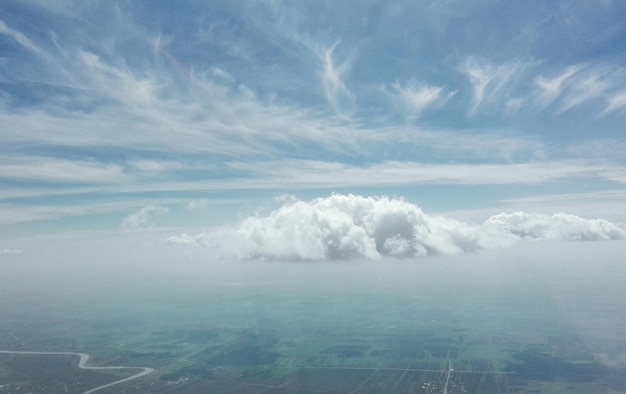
484,211,625,241
168,194,625,261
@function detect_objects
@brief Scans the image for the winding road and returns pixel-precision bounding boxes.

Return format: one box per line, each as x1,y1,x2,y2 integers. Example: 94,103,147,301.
0,350,154,394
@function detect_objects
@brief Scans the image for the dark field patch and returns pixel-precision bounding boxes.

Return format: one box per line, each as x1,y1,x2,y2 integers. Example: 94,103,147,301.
150,328,219,344
321,345,370,358
505,350,601,382
0,354,129,393
205,329,279,367
505,350,626,390
369,335,457,360
287,368,375,392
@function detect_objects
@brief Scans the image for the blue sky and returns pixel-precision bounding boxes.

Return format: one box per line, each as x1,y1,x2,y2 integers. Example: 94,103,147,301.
1,0,626,243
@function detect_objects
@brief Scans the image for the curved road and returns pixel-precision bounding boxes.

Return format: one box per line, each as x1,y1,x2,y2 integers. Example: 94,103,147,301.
0,350,154,394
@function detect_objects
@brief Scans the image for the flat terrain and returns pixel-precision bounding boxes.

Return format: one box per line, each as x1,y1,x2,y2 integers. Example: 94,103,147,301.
1,248,626,393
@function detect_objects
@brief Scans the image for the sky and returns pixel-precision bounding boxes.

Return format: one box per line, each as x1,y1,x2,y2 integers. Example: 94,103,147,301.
1,0,626,260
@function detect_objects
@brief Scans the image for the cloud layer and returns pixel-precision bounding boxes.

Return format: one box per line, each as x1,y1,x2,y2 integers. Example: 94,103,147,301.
168,194,625,261
1,1,626,235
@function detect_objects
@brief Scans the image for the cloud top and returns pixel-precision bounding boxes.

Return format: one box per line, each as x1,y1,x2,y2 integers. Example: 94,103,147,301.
168,194,625,261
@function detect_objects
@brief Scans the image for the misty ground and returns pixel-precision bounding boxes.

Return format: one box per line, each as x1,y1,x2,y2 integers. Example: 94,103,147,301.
1,236,625,393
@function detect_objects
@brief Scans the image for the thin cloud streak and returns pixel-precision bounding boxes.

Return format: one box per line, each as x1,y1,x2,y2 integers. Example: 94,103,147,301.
460,58,531,115
1,158,623,205
4,153,624,232
558,72,611,114
319,41,353,114
601,91,626,116
532,64,626,115
226,160,620,188
535,66,580,109
0,20,49,60
0,196,244,226
0,156,128,185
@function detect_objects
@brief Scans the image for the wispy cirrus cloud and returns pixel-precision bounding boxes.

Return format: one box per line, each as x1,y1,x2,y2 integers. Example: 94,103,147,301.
0,20,49,60
387,79,454,117
0,19,547,166
459,60,626,118
535,65,581,109
0,201,135,226
533,64,626,115
226,159,619,188
127,160,190,174
460,58,533,115
2,1,626,235
6,153,619,221
0,156,128,185
0,197,194,226
566,138,626,160
558,71,612,114
601,91,626,116
319,41,353,114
